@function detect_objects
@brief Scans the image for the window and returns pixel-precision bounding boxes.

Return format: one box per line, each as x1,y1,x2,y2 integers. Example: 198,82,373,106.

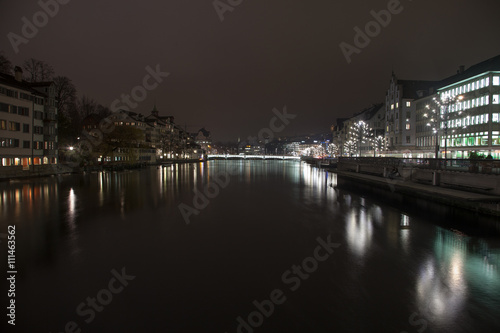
406,124,410,130
406,101,411,107
396,102,399,108
23,124,29,133
0,120,5,130
23,141,30,148
391,104,394,110
9,122,20,131
0,103,8,112
494,76,500,86
406,136,411,143
493,95,499,104
18,107,29,116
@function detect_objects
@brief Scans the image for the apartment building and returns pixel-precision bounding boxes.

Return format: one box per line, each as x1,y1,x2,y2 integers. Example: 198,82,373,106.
0,67,57,173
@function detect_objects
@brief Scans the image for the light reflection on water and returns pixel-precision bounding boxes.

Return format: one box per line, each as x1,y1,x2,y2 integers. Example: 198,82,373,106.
0,161,499,332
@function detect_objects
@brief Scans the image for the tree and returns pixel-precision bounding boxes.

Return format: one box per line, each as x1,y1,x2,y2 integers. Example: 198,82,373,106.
424,93,464,161
23,58,54,82
53,76,77,115
0,53,13,74
371,135,387,157
97,126,145,163
343,139,357,157
327,143,339,157
77,95,98,118
349,120,372,156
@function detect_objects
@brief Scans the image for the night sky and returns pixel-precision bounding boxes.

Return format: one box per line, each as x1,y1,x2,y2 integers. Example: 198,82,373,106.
1,0,500,141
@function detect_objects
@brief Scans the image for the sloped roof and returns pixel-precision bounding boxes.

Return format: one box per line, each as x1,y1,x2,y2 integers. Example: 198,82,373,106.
0,72,47,96
397,80,439,99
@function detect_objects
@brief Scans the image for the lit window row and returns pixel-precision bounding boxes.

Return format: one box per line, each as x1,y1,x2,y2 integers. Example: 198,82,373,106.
441,132,490,147
442,76,495,96
448,95,495,112
443,114,490,128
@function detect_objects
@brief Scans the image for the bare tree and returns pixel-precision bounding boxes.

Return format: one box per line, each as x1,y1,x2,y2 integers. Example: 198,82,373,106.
0,53,13,75
53,76,77,115
77,95,98,119
96,104,112,118
23,58,54,82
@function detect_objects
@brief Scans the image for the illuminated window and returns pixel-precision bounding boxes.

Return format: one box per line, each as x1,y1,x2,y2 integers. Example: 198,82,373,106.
406,124,410,130
391,104,394,110
493,95,499,104
494,76,500,86
486,77,490,86
406,101,410,107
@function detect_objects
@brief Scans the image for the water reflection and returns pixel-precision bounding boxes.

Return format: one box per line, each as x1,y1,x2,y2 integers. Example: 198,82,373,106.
415,228,500,327
346,206,373,259
0,162,499,333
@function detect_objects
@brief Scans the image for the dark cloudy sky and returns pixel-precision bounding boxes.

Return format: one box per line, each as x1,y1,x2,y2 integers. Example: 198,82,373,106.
1,0,500,141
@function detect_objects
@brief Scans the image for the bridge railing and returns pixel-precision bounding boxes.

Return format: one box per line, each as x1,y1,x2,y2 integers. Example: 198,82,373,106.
207,154,300,160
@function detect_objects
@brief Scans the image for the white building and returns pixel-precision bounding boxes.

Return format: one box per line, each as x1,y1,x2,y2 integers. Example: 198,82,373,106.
0,67,57,173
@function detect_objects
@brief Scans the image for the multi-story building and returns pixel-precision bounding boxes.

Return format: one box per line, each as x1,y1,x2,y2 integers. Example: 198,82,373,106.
332,104,385,157
414,93,439,158
0,67,57,174
195,127,213,154
384,73,438,156
414,55,500,158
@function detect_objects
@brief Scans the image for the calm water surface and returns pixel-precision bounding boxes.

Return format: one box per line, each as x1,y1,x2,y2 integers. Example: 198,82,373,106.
1,161,499,333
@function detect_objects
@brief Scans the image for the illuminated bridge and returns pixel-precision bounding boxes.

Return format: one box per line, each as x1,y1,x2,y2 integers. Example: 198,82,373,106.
207,154,301,160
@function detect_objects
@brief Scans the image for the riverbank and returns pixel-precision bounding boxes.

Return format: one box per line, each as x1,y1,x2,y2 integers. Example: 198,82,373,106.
335,170,500,217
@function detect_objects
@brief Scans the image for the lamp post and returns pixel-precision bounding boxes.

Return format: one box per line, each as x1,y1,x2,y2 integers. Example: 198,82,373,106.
425,94,463,168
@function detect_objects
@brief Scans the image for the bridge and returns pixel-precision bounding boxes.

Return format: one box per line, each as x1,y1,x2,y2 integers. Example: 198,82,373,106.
207,154,300,160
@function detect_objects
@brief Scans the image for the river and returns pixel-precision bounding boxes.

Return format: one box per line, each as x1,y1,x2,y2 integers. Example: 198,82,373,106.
0,160,499,332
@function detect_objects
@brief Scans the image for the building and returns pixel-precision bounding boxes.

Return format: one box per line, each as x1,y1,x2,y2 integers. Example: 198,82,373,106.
79,105,204,164
332,104,385,157
195,127,213,154
413,55,500,158
0,67,58,174
384,72,438,156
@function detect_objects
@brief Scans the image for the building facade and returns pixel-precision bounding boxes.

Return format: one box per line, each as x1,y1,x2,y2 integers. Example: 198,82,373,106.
0,67,58,173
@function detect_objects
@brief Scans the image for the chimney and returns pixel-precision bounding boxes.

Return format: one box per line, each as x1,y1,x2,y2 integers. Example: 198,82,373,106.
14,66,23,82
459,65,465,74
